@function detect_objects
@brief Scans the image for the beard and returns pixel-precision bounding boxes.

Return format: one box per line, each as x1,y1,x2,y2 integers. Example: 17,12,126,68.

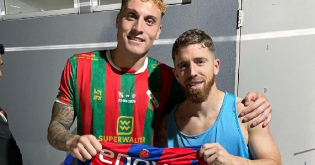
181,75,215,104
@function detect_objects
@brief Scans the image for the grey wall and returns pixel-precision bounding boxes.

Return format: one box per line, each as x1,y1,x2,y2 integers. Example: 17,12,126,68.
0,0,238,164
238,0,315,164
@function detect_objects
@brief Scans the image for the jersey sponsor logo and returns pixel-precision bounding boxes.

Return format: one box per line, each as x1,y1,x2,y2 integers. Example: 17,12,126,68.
118,91,136,104
139,149,150,159
117,116,134,135
75,53,98,61
98,135,145,143
93,88,103,100
118,92,124,98
99,148,168,165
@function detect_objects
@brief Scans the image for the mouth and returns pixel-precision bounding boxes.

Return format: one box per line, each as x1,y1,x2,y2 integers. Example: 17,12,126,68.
128,36,145,43
187,81,204,89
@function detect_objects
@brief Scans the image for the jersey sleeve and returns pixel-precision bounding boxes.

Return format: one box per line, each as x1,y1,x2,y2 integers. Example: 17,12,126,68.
57,59,75,106
170,76,185,104
162,74,185,116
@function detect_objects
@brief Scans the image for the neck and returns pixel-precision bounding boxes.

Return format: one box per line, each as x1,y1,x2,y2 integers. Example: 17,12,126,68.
184,85,225,117
110,48,147,71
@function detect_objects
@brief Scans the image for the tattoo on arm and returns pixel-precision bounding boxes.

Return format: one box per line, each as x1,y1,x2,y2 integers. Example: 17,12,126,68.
47,102,76,151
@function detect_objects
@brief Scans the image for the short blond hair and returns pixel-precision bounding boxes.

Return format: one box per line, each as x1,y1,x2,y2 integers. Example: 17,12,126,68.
121,0,168,16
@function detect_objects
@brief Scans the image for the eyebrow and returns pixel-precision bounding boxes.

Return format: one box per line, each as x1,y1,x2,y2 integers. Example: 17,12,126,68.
176,57,209,67
176,60,188,68
125,8,158,21
145,15,158,22
194,57,208,62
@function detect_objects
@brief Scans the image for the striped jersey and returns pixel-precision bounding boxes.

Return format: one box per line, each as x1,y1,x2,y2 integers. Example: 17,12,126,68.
57,50,183,145
64,141,207,165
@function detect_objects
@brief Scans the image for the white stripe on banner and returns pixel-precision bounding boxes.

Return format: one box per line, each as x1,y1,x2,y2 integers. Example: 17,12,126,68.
5,28,315,52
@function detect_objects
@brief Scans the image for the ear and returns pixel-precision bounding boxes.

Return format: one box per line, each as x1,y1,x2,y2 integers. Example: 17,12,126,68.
155,25,162,40
116,13,120,29
214,58,220,75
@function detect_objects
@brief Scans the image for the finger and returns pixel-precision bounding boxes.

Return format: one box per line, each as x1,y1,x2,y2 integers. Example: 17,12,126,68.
239,97,264,118
250,93,259,101
79,135,98,157
239,103,256,120
250,106,272,127
90,137,102,152
199,144,210,157
205,152,218,165
263,113,272,128
242,92,258,106
241,98,268,122
202,144,218,160
84,143,98,157
199,147,205,157
71,148,86,162
78,142,92,160
78,155,87,162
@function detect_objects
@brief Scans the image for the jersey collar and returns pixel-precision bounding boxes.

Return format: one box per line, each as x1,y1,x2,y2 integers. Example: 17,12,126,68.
106,50,148,74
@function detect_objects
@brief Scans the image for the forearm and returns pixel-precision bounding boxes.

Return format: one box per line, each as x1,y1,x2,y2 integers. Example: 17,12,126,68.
47,121,75,151
47,102,76,151
233,156,281,165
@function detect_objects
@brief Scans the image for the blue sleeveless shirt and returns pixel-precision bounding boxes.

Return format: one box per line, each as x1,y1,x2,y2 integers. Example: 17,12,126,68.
167,92,250,158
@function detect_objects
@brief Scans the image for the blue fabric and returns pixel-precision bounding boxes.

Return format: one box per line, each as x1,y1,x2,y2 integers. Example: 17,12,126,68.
167,92,249,158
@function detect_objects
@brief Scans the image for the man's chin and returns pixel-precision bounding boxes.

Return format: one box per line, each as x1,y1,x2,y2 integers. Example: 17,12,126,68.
189,96,207,104
127,47,148,57
186,92,204,103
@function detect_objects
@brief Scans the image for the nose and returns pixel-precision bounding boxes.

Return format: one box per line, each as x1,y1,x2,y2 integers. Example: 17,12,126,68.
133,19,144,33
188,63,197,77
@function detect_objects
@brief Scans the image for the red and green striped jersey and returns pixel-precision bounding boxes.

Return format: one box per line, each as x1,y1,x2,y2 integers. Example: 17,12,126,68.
57,50,183,146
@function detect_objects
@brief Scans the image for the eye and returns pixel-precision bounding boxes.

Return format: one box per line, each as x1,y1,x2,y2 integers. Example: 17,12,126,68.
126,13,136,20
178,63,187,70
196,59,206,65
145,18,155,26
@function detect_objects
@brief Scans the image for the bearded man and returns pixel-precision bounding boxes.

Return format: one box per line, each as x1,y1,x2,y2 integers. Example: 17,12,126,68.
158,29,282,165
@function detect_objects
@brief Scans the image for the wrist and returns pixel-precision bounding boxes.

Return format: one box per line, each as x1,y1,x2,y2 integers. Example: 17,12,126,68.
232,155,250,165
66,134,79,151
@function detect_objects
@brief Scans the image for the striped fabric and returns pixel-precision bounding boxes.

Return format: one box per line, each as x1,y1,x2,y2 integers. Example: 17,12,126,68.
57,50,184,146
64,141,207,165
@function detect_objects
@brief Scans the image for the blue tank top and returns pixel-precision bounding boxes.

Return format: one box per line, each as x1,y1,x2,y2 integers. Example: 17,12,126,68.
167,92,250,158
